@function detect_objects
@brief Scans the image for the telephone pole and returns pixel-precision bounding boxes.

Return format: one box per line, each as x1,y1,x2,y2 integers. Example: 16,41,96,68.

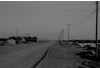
67,24,71,45
61,29,64,43
16,29,18,37
62,29,64,41
42,33,43,42
16,29,18,44
58,33,61,42
95,1,98,57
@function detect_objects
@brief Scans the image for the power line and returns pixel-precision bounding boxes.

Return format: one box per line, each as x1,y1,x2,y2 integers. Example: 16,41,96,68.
70,10,96,31
0,9,96,13
69,5,100,31
1,5,98,13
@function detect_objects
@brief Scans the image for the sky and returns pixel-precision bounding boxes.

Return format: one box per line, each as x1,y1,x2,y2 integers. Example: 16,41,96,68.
0,1,100,40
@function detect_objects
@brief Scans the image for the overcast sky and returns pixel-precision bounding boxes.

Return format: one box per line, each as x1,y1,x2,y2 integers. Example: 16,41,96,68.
0,1,100,40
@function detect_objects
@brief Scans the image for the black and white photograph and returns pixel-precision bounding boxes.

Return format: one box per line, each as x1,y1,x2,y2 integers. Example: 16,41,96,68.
0,1,100,68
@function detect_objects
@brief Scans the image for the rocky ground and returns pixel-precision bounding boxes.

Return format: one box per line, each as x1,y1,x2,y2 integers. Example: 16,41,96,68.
36,43,100,68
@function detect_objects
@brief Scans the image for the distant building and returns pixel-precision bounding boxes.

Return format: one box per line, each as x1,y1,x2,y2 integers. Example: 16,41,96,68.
0,38,8,45
23,36,38,43
9,36,22,44
32,36,38,42
8,39,15,44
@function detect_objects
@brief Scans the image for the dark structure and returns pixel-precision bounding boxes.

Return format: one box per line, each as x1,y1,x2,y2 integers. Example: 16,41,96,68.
0,38,8,45
9,36,22,44
23,36,38,43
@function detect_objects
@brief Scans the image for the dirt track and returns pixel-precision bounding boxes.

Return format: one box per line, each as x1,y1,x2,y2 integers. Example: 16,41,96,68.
36,44,89,68
0,41,55,68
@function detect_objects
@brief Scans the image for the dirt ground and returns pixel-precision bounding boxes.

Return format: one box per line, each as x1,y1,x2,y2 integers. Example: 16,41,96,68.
36,44,93,68
0,41,54,68
0,42,45,56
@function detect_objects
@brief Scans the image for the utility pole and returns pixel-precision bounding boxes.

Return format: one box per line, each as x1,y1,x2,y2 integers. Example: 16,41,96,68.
42,33,43,42
16,29,18,44
59,31,62,43
58,33,61,43
95,1,98,57
63,29,64,40
16,29,18,37
58,30,62,43
62,29,64,43
67,24,71,45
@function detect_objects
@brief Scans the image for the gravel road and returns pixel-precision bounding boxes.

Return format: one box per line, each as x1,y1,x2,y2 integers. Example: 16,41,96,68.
0,41,55,68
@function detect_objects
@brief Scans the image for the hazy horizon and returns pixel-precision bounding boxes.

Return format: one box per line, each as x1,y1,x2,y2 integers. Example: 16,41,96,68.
0,1,100,40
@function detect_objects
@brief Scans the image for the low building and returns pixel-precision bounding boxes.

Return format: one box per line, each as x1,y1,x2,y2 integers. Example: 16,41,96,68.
23,36,38,43
8,39,15,44
0,38,8,45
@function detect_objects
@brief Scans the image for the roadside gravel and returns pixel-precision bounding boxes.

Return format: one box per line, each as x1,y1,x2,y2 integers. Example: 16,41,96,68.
36,44,89,68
